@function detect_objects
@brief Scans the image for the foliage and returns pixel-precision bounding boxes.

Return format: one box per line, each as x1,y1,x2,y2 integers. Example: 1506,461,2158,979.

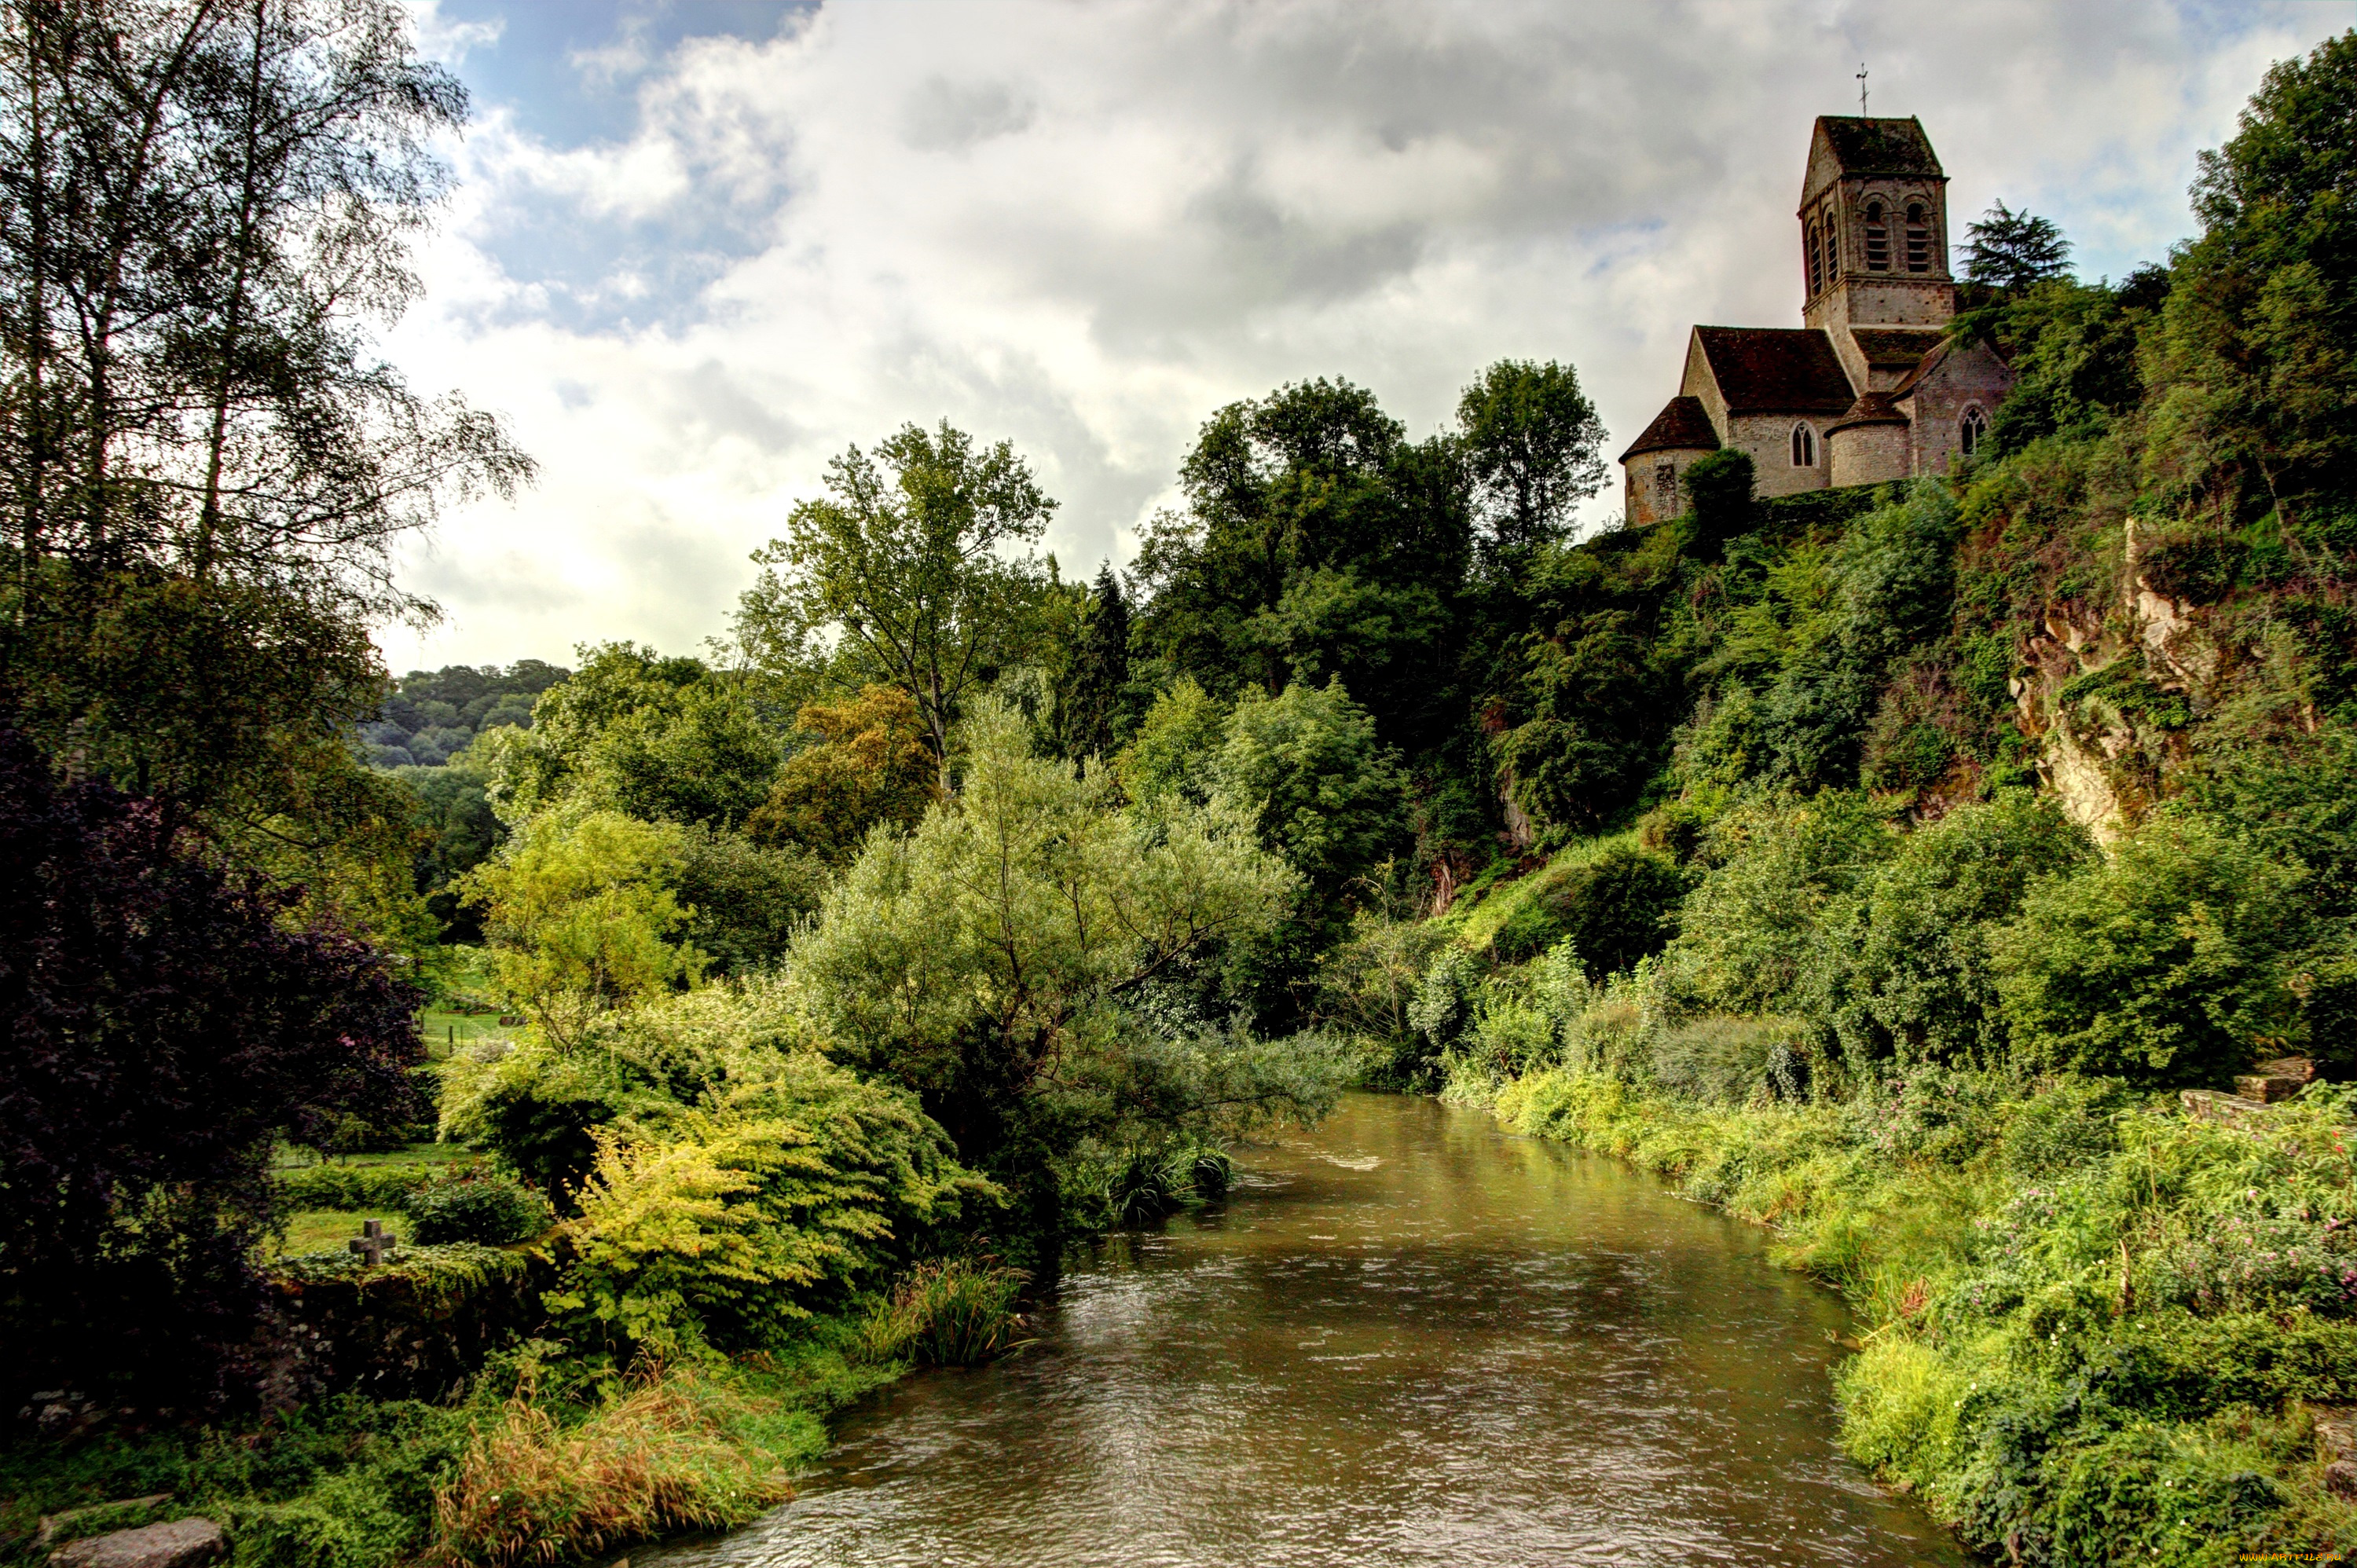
361,661,570,770
1963,201,2074,291
1116,675,1229,805
403,1177,553,1247
546,1053,987,1359
0,0,530,852
1457,358,1607,554
460,808,702,1046
789,697,1347,1240
859,1258,1028,1367
1208,678,1408,898
676,823,828,977
745,683,937,864
1810,793,2095,1075
735,421,1054,782
478,644,780,831
1131,376,1469,760
1992,813,2307,1084
1490,845,1685,973
0,720,427,1411
1053,564,1135,760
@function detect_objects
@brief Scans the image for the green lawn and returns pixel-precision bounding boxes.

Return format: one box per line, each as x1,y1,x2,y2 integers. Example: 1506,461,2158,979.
419,1002,522,1061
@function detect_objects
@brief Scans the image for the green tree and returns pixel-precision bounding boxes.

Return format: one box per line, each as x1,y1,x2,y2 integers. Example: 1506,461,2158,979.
460,808,705,1046
2145,30,2357,525
1117,675,1229,806
1457,358,1607,554
1209,678,1408,897
1963,201,2073,291
1131,378,1469,753
476,643,780,829
0,0,530,841
786,698,1326,1229
1054,563,1132,760
735,422,1054,786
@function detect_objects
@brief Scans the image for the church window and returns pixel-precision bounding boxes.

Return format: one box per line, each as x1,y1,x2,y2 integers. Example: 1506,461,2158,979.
1791,423,1817,467
1822,203,1842,280
1805,218,1823,295
1864,200,1890,272
1905,202,1932,273
1959,405,1989,456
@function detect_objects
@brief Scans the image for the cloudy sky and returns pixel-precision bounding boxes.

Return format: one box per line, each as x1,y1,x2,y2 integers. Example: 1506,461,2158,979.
378,0,2348,674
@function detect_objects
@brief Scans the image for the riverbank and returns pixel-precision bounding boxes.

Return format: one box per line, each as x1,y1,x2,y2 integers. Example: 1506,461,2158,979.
1450,1063,2357,1563
0,1332,893,1568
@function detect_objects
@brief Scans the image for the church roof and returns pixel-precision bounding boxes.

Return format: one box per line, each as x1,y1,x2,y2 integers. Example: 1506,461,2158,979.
1814,116,1945,178
1618,395,1721,461
1692,327,1855,414
1853,327,1947,371
1827,390,1909,434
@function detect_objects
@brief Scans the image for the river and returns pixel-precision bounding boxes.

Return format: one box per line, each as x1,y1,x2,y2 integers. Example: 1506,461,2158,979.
642,1090,1966,1566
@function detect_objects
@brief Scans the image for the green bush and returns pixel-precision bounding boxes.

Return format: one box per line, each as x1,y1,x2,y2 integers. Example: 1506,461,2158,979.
404,1177,552,1245
276,1163,445,1213
1992,812,2306,1085
1490,845,1685,971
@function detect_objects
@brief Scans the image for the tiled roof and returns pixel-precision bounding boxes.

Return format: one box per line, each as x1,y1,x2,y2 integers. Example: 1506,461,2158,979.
1618,395,1721,461
1853,328,1946,371
1693,327,1855,414
1891,336,1956,399
1827,390,1908,434
1816,116,1945,178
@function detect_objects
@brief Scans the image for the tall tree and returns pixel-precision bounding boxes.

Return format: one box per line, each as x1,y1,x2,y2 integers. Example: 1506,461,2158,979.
1055,562,1131,760
0,0,530,838
735,420,1053,786
1457,359,1607,555
1963,201,2073,291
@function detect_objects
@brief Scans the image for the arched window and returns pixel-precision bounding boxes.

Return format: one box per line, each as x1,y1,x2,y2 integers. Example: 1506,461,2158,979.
1791,423,1817,467
1959,405,1989,457
1805,218,1823,296
1864,200,1890,272
1822,203,1842,280
1904,202,1932,273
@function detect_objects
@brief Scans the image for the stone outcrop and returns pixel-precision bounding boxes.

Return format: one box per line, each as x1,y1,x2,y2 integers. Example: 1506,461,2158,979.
47,1519,225,1568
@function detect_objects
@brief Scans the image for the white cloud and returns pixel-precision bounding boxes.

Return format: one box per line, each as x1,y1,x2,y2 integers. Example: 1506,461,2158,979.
376,0,2344,673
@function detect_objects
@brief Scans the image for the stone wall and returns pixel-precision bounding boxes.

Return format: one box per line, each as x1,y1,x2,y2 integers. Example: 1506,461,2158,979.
253,1244,545,1408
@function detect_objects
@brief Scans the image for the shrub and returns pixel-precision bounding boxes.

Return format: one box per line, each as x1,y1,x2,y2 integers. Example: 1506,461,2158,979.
547,1053,990,1357
1647,1015,1813,1105
1992,812,2306,1085
405,1178,554,1245
860,1260,1028,1367
278,1163,450,1213
1491,846,1684,971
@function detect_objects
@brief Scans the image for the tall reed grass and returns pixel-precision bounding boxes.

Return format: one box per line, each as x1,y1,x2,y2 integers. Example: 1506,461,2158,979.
860,1259,1028,1367
430,1364,815,1566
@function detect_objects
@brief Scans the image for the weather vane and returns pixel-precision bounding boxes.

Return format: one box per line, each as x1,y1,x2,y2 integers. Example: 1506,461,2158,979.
1857,62,1869,116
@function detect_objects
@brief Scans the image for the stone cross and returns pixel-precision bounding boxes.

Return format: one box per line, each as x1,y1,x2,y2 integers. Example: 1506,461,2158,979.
349,1218,397,1266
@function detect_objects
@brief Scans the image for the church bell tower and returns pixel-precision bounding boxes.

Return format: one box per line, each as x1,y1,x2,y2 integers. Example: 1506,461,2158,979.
1798,117,1956,387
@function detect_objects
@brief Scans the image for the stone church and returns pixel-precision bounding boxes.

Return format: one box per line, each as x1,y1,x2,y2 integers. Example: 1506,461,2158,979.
1619,116,2013,526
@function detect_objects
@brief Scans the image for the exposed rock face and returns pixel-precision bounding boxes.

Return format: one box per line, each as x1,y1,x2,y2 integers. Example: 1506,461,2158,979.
2008,517,2229,844
48,1519,226,1568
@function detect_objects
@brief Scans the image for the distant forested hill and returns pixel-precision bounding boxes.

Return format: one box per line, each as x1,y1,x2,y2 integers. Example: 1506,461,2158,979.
358,660,570,768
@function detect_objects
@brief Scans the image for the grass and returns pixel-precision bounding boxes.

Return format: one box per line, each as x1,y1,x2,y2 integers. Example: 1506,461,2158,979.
1460,1061,2357,1563
859,1260,1028,1367
272,1211,379,1258
419,1007,523,1065
0,1334,898,1568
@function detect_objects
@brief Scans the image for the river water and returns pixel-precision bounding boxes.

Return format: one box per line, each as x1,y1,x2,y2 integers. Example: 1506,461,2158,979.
643,1091,1965,1566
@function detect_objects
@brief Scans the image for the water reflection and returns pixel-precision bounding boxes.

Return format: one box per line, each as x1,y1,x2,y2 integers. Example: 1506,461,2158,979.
640,1092,1964,1567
